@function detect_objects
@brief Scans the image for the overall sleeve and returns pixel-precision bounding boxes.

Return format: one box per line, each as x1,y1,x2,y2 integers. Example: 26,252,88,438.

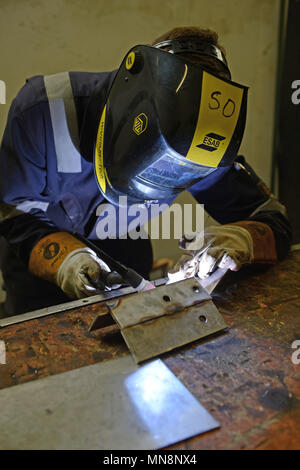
188,155,292,261
0,99,58,265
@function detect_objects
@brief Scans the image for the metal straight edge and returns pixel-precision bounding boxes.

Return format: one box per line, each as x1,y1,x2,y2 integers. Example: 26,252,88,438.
0,277,168,329
197,267,228,295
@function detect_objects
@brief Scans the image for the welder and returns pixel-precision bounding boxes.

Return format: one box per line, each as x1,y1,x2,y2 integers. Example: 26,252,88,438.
0,26,291,316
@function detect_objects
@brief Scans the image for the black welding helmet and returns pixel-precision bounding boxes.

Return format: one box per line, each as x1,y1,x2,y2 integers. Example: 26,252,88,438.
94,40,248,206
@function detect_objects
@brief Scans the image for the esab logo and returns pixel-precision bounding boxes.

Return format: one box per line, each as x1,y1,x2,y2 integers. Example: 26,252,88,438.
197,132,225,152
133,113,148,135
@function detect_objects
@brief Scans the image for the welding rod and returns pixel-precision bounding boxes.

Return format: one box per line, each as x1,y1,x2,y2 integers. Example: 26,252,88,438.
73,232,155,291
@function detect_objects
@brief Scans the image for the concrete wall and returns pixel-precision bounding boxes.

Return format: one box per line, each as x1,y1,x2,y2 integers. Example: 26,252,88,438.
0,0,280,267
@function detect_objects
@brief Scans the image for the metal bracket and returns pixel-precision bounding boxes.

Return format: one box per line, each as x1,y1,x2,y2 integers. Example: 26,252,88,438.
89,278,227,363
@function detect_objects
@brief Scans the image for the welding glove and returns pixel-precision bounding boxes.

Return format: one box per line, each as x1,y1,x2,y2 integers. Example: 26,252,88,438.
29,232,123,299
56,248,123,299
168,221,277,282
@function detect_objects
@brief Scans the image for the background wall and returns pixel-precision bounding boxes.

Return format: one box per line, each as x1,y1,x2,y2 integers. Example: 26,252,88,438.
0,0,280,277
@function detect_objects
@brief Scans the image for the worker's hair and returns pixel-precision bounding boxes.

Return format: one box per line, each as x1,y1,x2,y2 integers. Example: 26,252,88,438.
151,26,230,79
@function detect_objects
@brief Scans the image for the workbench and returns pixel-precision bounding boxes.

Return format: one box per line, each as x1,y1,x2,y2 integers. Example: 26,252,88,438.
0,249,299,450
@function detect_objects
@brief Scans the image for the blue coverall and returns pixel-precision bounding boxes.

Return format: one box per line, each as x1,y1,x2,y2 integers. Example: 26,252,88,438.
0,71,292,315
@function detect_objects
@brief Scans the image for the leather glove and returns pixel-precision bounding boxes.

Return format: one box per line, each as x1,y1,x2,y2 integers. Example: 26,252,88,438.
168,221,277,282
56,247,123,299
29,232,123,299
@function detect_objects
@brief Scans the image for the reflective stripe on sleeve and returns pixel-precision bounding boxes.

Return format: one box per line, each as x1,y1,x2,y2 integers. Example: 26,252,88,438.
0,200,49,221
250,196,287,218
44,72,82,173
15,200,49,213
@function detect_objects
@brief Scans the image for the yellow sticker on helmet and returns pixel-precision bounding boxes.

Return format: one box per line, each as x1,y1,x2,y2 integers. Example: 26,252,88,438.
95,105,107,193
186,71,244,167
126,52,135,70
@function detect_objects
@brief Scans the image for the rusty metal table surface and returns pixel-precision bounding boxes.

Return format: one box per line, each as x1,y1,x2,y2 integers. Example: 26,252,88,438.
0,250,300,450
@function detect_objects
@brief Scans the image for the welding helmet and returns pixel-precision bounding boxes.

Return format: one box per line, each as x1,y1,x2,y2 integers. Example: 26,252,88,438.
94,39,248,206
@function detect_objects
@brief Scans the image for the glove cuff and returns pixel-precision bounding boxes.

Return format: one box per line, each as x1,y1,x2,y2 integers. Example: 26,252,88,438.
28,232,86,283
230,221,277,264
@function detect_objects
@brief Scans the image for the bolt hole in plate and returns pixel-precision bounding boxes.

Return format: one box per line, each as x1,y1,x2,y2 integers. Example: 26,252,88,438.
193,286,200,293
107,278,227,363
